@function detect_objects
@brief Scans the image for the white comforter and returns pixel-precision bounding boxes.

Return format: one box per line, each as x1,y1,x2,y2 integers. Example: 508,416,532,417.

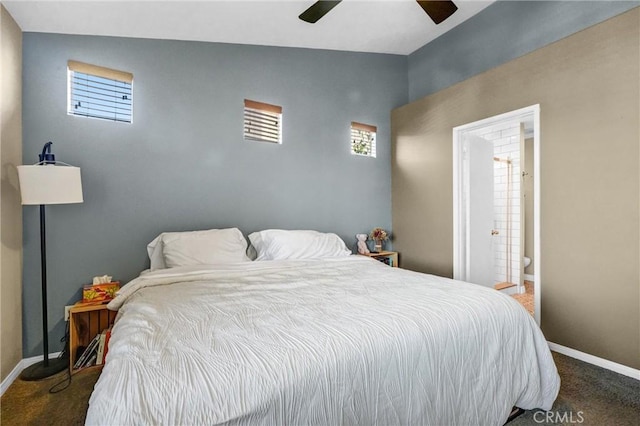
86,257,559,425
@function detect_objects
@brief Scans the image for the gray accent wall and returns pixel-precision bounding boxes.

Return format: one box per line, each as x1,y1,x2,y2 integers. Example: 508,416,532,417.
22,34,407,357
408,1,639,102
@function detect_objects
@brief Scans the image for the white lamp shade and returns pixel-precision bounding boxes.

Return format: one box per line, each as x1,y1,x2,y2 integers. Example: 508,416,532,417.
17,165,83,205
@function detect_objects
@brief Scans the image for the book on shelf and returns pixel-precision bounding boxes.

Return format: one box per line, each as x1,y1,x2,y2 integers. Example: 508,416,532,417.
375,256,392,266
96,329,107,365
94,326,113,366
73,325,114,370
102,327,112,363
73,333,100,369
85,353,97,368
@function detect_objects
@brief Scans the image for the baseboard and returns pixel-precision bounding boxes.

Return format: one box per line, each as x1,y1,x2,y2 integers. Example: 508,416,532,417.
0,360,25,396
524,273,535,281
548,342,639,380
0,352,62,396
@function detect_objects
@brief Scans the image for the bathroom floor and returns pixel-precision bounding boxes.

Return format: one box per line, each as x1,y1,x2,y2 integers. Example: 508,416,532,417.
511,281,534,315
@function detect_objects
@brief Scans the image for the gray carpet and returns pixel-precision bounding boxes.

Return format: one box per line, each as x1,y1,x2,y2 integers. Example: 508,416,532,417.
510,352,640,425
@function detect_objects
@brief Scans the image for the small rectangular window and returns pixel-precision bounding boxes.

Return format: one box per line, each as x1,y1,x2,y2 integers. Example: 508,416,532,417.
351,122,377,157
244,99,282,144
68,60,133,123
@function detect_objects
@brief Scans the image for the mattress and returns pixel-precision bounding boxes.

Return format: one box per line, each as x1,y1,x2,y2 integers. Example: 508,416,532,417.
86,256,559,425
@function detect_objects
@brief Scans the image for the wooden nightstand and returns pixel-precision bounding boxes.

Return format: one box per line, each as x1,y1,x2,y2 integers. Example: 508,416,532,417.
360,251,399,267
68,303,117,374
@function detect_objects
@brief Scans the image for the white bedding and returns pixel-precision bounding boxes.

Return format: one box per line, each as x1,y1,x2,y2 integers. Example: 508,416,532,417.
86,256,559,425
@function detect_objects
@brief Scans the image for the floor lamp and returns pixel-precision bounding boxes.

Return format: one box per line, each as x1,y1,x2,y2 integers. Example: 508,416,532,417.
17,142,83,380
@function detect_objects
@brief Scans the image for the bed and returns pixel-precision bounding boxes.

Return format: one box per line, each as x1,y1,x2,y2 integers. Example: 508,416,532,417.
85,229,559,425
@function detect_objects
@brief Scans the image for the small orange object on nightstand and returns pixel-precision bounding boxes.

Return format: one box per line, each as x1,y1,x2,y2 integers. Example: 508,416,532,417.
81,281,120,304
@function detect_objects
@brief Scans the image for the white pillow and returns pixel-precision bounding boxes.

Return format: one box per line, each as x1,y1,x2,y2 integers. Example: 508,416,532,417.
248,229,352,261
147,235,167,270
147,228,250,269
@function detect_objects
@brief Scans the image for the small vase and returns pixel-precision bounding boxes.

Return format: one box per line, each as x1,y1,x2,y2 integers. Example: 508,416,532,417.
374,241,382,253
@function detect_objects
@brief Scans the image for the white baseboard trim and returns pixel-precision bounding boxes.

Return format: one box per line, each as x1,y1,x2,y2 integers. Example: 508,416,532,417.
0,351,62,396
524,273,535,281
0,360,25,396
548,342,639,380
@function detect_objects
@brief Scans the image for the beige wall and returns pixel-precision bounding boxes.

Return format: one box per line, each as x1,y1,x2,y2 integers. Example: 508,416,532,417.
392,9,639,369
1,5,23,381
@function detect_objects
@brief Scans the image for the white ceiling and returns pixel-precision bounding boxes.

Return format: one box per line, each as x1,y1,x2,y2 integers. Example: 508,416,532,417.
3,0,494,55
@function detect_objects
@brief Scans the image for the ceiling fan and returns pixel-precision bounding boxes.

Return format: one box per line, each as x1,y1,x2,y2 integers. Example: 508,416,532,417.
299,1,458,25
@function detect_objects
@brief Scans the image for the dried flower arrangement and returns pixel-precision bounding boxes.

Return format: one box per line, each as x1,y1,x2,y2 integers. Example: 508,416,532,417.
369,227,389,242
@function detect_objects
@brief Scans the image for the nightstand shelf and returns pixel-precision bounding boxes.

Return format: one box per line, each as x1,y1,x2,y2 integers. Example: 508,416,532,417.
68,303,117,374
360,250,399,267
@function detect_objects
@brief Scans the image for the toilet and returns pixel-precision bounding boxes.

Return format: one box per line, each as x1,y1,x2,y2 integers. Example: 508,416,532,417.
524,256,531,268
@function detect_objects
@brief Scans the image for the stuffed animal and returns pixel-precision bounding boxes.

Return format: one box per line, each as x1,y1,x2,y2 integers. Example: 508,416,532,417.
356,234,370,255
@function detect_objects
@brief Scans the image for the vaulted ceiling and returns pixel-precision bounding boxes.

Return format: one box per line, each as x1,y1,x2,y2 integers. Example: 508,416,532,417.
3,1,494,55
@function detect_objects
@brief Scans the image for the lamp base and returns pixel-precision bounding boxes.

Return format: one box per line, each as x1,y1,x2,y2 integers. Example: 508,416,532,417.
20,357,68,381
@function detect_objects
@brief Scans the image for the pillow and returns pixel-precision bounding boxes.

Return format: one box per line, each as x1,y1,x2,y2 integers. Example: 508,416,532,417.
248,229,352,261
147,235,168,270
147,228,250,269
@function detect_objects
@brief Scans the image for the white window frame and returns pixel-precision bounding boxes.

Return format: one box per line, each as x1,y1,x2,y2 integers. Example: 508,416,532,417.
351,121,377,158
67,60,133,123
244,99,282,144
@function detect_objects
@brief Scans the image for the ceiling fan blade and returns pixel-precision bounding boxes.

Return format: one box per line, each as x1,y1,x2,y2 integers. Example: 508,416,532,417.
299,1,342,24
417,1,458,25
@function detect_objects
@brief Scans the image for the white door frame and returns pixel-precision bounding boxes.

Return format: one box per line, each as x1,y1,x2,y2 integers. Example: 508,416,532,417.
452,104,541,324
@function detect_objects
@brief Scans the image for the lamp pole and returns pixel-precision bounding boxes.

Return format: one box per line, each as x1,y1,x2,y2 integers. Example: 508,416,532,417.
40,204,49,367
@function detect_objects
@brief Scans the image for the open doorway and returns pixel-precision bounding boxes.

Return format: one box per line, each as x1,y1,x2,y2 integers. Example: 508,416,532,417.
452,105,540,324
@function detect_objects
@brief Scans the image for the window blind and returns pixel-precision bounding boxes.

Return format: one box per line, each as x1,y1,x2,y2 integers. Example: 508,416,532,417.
351,122,377,157
244,99,282,143
68,60,133,123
